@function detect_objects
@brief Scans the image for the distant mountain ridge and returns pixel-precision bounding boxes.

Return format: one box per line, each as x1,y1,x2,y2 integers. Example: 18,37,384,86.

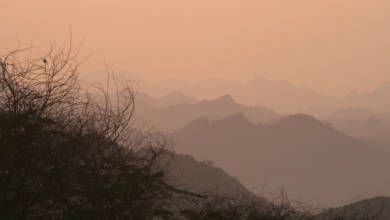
175,113,390,206
135,76,333,114
136,91,198,108
85,71,390,115
134,94,280,131
317,196,390,219
327,107,375,120
326,108,390,151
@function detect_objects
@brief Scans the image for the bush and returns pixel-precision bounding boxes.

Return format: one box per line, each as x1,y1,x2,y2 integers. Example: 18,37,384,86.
0,45,176,219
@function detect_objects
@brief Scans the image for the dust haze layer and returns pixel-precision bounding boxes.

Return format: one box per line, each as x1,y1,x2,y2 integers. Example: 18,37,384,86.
2,0,390,96
4,0,390,211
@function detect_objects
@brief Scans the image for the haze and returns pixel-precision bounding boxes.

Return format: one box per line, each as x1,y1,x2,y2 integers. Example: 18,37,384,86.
4,0,390,214
2,0,390,95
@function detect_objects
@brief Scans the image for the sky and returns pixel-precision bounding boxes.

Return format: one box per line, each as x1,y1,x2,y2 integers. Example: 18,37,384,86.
1,0,390,96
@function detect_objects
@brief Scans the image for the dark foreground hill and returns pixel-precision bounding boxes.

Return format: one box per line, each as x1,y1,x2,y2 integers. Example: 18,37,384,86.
168,153,252,197
175,113,390,206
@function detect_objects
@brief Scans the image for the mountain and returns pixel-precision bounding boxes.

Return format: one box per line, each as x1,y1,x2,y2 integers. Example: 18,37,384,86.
84,72,390,115
139,78,390,115
134,76,333,114
340,83,390,113
317,196,390,220
316,82,390,116
326,108,390,151
235,76,335,114
168,153,252,197
175,113,390,206
134,94,280,131
327,107,375,120
136,92,198,108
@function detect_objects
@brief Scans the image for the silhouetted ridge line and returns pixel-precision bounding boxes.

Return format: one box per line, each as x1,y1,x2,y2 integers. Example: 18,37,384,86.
274,114,326,128
176,113,390,205
135,93,280,130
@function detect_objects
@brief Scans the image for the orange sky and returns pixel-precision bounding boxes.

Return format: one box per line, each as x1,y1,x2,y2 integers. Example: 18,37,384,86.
1,0,390,95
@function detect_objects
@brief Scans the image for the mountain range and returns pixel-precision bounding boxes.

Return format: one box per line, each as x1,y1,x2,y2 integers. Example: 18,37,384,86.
135,75,390,116
169,153,390,218
174,113,390,206
85,72,390,207
136,91,198,108
134,94,280,131
84,71,390,115
325,107,390,151
317,196,390,219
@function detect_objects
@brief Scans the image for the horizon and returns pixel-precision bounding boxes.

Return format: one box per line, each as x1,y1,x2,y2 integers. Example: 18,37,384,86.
2,0,390,96
83,70,390,98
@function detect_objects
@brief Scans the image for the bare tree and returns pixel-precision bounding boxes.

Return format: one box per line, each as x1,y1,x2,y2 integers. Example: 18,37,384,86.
0,44,177,219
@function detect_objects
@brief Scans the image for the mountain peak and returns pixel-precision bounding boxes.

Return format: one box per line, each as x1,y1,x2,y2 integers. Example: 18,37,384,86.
181,113,253,135
215,94,235,103
181,117,211,131
163,91,191,99
214,112,252,127
275,114,325,128
284,113,317,121
222,112,246,120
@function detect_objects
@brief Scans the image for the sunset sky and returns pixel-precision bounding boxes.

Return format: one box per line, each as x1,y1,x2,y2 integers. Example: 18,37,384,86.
2,0,390,95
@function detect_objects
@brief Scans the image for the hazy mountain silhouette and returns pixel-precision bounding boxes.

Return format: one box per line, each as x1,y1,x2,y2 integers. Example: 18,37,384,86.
339,83,390,113
84,71,390,116
132,76,332,114
326,108,390,151
85,71,390,116
137,78,242,101
168,153,252,197
311,82,390,116
317,196,390,219
135,94,280,131
136,92,198,108
234,76,335,114
327,107,375,120
175,113,390,205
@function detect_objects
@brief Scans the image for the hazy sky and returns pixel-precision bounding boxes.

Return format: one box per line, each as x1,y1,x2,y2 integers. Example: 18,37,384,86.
1,0,390,95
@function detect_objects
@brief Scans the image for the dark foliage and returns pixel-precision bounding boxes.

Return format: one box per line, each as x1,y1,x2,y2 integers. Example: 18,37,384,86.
0,46,177,219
